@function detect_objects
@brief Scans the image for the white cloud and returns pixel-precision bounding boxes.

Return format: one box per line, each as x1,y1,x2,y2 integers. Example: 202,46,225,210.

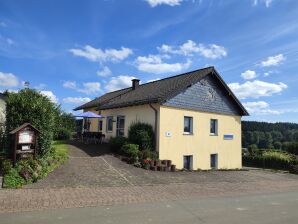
63,81,101,95
241,70,257,80
6,38,14,45
62,97,91,104
146,0,183,7
243,101,282,115
0,72,19,87
40,91,58,104
228,80,287,99
97,66,112,77
158,40,227,59
135,54,191,74
78,82,101,95
146,78,160,83
253,0,273,7
63,81,77,89
105,75,135,92
34,83,46,90
69,45,133,63
260,54,285,67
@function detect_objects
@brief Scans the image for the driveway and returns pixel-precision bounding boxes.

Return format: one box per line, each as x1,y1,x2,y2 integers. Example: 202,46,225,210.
25,140,298,189
1,141,298,213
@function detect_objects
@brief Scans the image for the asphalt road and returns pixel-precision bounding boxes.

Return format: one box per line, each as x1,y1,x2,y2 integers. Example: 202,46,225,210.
1,191,298,224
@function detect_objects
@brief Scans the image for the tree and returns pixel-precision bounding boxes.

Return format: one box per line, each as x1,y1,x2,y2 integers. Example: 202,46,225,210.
6,89,57,155
273,141,282,150
53,110,76,140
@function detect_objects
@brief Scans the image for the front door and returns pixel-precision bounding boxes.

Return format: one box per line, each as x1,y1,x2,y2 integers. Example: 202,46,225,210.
116,116,125,137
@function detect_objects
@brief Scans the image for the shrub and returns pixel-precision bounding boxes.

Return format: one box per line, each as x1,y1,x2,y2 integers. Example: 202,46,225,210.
138,149,158,160
109,137,128,153
1,159,12,174
128,122,154,150
283,142,298,155
55,127,72,140
121,144,139,159
243,150,296,170
5,89,57,155
3,168,25,188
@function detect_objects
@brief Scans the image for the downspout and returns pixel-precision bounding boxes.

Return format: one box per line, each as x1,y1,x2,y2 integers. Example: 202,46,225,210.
149,103,158,152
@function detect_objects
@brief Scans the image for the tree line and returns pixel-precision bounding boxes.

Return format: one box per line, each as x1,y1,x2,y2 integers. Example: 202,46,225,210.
242,121,298,154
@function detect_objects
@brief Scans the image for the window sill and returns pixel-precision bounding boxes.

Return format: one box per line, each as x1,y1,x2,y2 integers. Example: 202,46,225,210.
183,132,193,135
210,133,218,136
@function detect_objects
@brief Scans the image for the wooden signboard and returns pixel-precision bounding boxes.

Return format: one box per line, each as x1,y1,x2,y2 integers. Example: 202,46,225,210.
9,123,40,166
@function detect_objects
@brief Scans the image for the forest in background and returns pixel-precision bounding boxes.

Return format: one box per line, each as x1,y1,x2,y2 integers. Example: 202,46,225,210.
242,121,298,154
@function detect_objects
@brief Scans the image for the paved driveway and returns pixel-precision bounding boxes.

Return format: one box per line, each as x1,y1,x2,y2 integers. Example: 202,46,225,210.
1,141,297,213
25,140,298,189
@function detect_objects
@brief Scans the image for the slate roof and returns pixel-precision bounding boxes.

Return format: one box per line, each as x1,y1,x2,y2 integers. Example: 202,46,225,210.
74,67,248,116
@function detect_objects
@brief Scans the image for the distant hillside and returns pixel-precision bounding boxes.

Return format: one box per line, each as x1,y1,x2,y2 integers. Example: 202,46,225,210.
241,121,298,150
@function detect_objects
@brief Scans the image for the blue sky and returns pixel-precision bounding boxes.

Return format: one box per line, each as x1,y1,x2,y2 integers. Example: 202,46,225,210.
0,0,298,122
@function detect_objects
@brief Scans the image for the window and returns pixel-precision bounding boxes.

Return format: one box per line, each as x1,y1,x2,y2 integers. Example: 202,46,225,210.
98,120,103,132
183,155,193,170
106,116,113,132
184,116,193,134
210,119,218,135
210,154,218,169
116,116,125,137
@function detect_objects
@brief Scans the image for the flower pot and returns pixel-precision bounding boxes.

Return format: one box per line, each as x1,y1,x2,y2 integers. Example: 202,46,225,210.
157,165,162,171
166,160,172,167
150,166,157,171
170,165,176,172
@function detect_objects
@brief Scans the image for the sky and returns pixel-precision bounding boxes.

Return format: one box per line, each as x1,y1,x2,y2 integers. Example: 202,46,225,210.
0,0,298,122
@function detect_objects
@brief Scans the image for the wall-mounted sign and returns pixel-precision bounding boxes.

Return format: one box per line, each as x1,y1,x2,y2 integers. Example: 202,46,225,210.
223,134,234,140
165,131,172,137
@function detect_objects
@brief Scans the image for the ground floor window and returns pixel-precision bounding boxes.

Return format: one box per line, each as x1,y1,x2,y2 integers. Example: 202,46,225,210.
106,116,113,132
183,155,193,170
210,154,218,169
116,116,125,137
98,120,103,132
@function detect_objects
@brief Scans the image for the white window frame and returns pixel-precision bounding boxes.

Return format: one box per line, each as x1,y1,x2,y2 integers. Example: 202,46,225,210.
183,116,193,135
210,119,218,136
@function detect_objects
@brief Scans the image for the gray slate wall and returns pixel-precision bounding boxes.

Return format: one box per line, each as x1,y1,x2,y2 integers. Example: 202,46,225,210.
163,75,241,116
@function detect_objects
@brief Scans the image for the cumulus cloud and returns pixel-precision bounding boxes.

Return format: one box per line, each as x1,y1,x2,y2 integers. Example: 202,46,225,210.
243,101,282,115
135,54,191,74
228,80,287,99
158,40,227,59
40,91,58,104
260,54,285,67
63,81,77,89
97,66,112,77
69,45,133,63
241,70,257,80
0,72,19,87
145,0,183,7
63,81,101,95
62,97,91,104
105,75,136,92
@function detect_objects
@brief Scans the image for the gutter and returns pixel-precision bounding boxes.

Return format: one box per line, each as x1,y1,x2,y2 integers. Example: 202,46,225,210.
149,103,158,152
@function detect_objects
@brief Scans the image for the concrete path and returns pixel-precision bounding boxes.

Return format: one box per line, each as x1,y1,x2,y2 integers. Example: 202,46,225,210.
1,191,298,224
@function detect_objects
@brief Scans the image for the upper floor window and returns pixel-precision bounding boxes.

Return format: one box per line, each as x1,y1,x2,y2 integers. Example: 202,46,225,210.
210,119,218,135
106,116,113,132
184,116,193,134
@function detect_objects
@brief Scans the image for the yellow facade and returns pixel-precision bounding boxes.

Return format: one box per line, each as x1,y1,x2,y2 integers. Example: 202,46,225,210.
158,106,242,170
83,104,242,170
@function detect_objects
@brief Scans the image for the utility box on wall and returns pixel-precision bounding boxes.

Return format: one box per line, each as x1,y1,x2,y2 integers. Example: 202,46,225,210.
9,123,40,166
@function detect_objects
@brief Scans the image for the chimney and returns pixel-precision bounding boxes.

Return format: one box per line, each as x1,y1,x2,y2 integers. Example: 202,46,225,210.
132,79,140,90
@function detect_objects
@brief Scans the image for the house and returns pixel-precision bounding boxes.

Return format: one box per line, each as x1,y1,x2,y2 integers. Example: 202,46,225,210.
74,67,248,170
